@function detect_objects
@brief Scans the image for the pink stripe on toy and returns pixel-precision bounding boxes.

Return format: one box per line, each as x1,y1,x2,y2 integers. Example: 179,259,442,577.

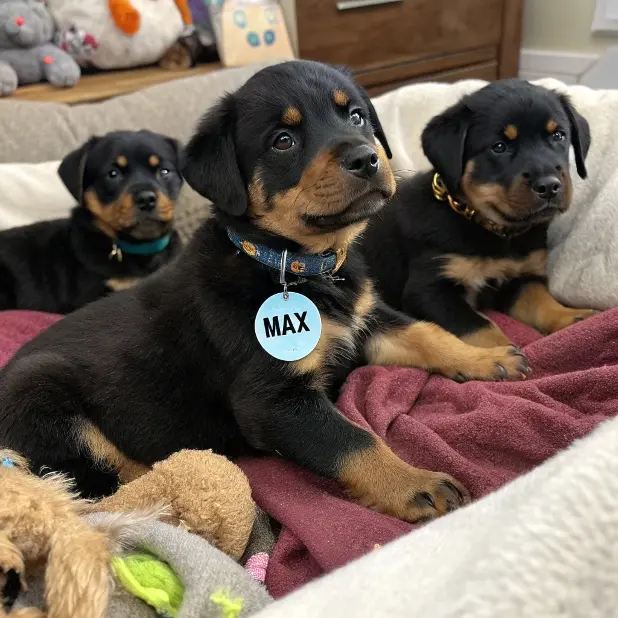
245,553,269,583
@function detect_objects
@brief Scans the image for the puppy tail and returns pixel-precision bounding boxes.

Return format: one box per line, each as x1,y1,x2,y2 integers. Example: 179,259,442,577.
45,522,111,618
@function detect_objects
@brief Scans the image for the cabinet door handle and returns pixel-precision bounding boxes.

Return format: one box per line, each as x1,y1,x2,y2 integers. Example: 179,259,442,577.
336,0,403,10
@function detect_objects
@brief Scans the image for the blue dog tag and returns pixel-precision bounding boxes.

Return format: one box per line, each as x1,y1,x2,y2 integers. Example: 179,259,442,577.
255,292,322,361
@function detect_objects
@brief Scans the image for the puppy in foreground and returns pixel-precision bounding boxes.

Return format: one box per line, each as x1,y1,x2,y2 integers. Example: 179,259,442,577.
362,79,598,348
0,62,530,522
0,130,183,314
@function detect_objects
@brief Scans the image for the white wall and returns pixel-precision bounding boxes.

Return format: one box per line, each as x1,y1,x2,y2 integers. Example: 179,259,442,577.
521,0,618,87
523,0,616,53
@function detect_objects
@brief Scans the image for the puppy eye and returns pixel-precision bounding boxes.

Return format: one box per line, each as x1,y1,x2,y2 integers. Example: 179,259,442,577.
159,168,170,176
552,130,566,142
491,141,507,154
273,132,295,151
107,169,120,179
350,110,364,127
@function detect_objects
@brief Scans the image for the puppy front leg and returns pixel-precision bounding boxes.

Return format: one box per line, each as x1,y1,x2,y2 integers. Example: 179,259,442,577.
232,387,469,521
365,301,530,381
505,278,598,335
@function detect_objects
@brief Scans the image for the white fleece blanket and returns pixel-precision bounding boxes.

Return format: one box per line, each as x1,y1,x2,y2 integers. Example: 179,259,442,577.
255,413,618,618
372,78,618,311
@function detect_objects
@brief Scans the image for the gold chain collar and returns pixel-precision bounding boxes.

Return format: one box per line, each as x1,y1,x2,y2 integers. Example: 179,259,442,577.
431,173,531,239
431,173,476,219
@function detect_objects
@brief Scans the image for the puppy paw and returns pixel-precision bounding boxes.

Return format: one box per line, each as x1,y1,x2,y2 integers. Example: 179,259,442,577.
406,471,471,521
341,442,470,523
354,468,470,523
543,308,599,334
452,344,531,382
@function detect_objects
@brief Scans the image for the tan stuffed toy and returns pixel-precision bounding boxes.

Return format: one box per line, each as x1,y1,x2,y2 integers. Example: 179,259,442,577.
0,449,146,618
96,450,256,560
48,0,193,70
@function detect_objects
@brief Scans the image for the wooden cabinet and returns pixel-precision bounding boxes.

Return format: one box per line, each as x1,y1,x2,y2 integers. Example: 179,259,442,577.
296,0,524,95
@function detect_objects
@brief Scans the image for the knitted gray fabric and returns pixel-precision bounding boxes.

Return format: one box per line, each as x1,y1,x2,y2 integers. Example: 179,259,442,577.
0,0,80,96
13,515,272,618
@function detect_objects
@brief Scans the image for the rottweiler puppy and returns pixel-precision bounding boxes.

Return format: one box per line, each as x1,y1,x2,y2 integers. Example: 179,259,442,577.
362,79,598,348
0,130,183,314
0,62,530,522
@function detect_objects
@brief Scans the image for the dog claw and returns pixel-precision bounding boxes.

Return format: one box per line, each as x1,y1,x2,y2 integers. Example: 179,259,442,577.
496,364,507,380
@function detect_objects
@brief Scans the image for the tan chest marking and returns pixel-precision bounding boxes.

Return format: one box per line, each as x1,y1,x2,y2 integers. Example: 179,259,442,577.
289,279,377,388
441,249,547,305
106,277,142,292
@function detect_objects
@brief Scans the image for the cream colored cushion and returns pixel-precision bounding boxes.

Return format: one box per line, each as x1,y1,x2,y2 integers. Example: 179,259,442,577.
0,161,73,230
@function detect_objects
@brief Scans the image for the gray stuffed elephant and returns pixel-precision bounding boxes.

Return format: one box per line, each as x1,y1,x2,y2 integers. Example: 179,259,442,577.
0,0,80,96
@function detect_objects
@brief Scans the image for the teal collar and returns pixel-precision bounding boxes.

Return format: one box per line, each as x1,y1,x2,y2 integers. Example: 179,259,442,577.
227,228,346,277
109,234,172,262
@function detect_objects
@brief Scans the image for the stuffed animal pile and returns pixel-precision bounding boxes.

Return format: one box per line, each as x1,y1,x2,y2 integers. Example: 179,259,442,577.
49,0,193,70
1,448,260,617
0,0,80,96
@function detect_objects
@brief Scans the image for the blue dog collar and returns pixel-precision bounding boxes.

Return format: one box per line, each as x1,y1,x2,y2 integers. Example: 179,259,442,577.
117,234,172,255
109,233,172,262
227,228,346,276
1,456,15,467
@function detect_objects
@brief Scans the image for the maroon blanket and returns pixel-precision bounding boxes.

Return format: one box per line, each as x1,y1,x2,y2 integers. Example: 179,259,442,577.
238,310,618,598
2,309,617,599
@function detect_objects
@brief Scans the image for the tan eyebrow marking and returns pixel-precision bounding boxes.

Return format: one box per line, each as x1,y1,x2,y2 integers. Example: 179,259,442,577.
116,155,128,167
282,106,302,125
546,119,558,133
504,125,518,140
333,89,349,106
148,155,160,167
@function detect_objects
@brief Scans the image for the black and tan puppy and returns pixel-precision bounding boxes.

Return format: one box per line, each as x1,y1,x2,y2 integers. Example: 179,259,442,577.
362,79,597,348
0,130,183,314
0,62,529,522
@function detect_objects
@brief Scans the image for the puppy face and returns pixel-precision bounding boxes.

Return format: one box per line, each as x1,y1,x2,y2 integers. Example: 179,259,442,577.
59,130,183,240
422,79,591,227
182,60,395,253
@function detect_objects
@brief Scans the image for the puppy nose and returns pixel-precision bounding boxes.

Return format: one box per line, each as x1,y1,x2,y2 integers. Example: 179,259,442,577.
532,176,561,199
135,190,157,212
343,145,380,179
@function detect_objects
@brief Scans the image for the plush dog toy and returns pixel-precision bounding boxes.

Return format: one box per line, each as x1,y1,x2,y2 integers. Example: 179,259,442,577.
49,0,193,70
0,449,141,618
0,0,80,96
95,450,256,560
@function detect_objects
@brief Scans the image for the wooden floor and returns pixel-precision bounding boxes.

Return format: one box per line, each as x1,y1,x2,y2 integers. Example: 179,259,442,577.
8,62,222,105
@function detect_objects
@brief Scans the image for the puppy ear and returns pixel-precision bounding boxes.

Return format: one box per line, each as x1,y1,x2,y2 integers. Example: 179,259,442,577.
58,137,99,203
182,95,247,216
558,93,591,179
165,137,183,161
360,89,392,159
421,101,471,197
